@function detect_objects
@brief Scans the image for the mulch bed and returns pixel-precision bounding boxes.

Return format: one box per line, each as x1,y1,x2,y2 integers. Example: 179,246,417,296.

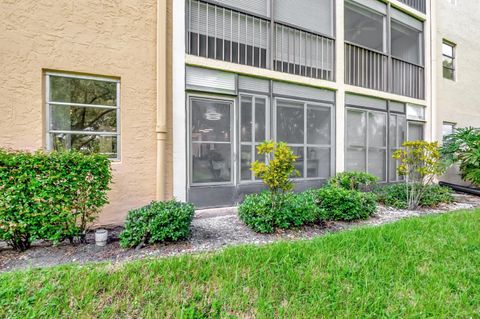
1,192,480,272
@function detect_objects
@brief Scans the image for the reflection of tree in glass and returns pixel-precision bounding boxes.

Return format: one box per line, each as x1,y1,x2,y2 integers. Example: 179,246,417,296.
51,77,116,152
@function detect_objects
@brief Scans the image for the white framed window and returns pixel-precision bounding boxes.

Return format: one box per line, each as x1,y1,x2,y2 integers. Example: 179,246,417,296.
442,40,456,81
45,73,120,159
442,122,456,141
275,98,333,180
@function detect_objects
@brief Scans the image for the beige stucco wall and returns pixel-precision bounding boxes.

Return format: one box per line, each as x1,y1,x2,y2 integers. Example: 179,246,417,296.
436,1,480,184
0,0,172,225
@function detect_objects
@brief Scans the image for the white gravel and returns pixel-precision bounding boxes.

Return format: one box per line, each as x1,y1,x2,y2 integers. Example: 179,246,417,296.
1,193,479,272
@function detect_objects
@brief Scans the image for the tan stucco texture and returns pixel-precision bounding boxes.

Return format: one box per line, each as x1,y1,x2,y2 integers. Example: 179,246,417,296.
0,0,166,225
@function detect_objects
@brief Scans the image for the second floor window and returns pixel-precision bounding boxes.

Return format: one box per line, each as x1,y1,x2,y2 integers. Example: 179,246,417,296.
442,41,456,80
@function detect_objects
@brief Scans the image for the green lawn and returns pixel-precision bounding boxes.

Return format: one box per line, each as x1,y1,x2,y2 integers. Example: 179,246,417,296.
2,210,480,318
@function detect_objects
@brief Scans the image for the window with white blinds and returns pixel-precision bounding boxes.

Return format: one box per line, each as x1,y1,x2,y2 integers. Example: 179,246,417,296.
274,0,334,37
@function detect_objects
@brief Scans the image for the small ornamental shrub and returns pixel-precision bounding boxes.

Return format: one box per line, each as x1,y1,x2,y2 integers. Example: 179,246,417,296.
393,141,446,209
442,127,480,186
120,200,195,249
0,149,112,251
327,171,378,191
251,141,299,207
238,191,321,234
313,187,377,221
375,184,454,209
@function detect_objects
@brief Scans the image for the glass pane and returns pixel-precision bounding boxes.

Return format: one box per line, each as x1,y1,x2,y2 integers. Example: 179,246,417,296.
191,98,231,142
390,156,399,182
347,109,367,147
368,112,387,148
241,96,253,142
192,143,231,183
255,145,266,181
442,43,453,57
389,115,398,148
276,100,304,144
50,76,117,106
442,123,454,139
407,104,425,121
291,146,304,178
51,105,117,132
240,145,253,181
307,106,331,145
368,149,386,181
399,116,407,145
442,56,454,69
443,67,454,80
255,98,267,142
307,147,330,178
408,122,424,141
391,20,422,65
345,1,386,52
52,134,117,158
346,147,366,172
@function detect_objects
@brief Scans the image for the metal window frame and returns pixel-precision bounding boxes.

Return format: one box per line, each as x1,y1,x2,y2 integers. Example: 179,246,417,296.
274,97,335,181
388,113,407,182
407,120,425,141
345,107,388,183
442,40,456,81
44,72,121,161
187,93,236,187
238,93,271,184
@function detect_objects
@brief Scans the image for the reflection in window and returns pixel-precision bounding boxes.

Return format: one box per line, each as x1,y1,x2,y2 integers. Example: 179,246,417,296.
240,95,268,182
345,1,386,52
442,41,456,80
389,114,406,182
276,99,332,179
346,109,387,181
190,97,232,184
391,19,423,65
46,74,119,159
408,122,424,141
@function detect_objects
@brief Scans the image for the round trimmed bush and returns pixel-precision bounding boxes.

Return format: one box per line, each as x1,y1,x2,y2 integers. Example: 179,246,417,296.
238,191,321,234
313,187,378,221
120,200,195,248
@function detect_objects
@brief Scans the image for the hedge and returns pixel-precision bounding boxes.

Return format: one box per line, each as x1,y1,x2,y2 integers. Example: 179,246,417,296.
0,149,112,251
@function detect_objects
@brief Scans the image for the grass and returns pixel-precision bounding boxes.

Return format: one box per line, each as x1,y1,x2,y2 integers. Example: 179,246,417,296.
1,210,480,318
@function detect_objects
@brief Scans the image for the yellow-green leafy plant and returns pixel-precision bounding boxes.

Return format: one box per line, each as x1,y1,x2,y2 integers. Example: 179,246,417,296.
251,141,299,206
393,141,446,210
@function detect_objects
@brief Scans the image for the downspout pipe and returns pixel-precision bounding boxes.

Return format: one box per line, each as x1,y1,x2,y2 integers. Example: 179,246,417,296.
156,0,167,200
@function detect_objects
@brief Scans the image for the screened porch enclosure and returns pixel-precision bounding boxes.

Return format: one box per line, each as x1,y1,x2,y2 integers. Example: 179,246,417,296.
186,0,335,81
344,0,425,100
186,66,335,208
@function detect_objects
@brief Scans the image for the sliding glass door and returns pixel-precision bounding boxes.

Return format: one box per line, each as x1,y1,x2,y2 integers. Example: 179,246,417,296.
189,96,234,185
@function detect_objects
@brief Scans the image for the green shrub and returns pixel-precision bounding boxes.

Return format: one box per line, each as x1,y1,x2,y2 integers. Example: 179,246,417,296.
238,191,321,234
393,141,446,209
327,171,378,191
375,184,454,209
0,149,112,251
120,200,195,248
442,127,480,186
313,187,377,221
